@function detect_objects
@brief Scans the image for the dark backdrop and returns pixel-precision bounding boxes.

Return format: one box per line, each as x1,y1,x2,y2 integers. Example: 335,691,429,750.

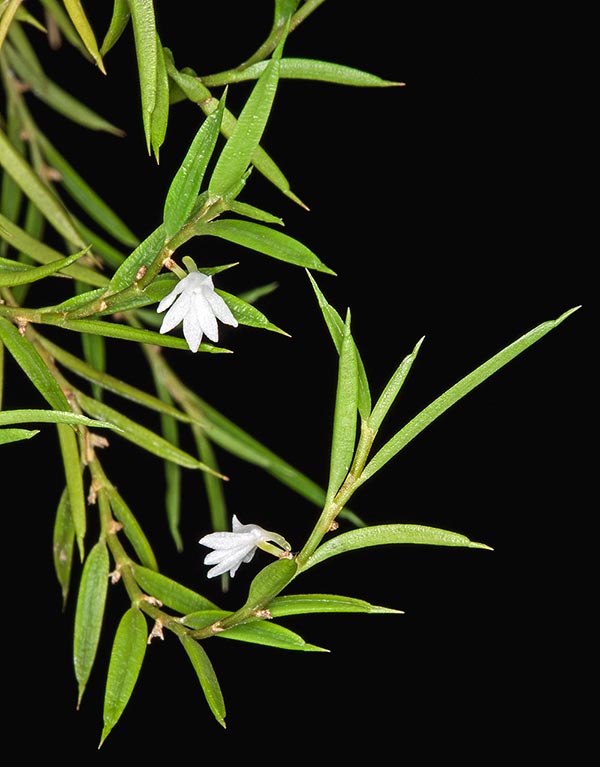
6,3,589,760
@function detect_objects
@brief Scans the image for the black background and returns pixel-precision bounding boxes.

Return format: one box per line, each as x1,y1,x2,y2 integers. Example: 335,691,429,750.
4,2,590,760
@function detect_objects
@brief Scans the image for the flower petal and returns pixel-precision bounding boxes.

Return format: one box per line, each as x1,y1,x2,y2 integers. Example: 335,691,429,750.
205,290,238,327
182,312,204,353
157,280,186,313
159,293,192,334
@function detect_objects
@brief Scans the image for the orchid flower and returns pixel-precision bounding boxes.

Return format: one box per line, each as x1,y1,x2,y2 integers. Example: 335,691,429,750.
157,270,238,352
199,515,292,579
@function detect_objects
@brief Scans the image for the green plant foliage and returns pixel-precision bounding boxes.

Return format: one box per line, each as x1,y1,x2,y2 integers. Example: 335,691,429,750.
0,0,580,746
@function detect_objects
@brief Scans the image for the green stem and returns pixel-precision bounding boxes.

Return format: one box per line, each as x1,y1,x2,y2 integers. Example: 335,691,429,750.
296,419,376,568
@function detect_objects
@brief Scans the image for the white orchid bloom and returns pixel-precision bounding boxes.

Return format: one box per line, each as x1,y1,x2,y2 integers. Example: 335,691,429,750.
157,270,238,353
199,515,291,579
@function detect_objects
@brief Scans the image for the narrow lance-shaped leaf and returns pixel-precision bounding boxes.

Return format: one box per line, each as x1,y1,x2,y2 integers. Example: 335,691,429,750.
106,486,158,571
56,422,86,559
100,0,131,55
326,310,358,503
0,316,70,410
358,306,582,485
76,390,227,476
163,96,226,238
184,609,329,652
0,408,118,429
145,359,183,551
217,559,298,630
204,219,335,274
301,524,492,573
108,223,165,291
367,336,425,433
53,488,75,608
126,0,157,154
179,636,226,728
0,212,109,286
37,317,230,354
306,270,371,418
0,427,39,444
133,565,219,614
205,57,405,87
164,49,305,207
3,41,123,134
150,36,170,162
0,126,87,248
100,607,147,748
0,247,90,287
74,540,110,707
268,593,402,616
62,0,106,73
208,52,280,198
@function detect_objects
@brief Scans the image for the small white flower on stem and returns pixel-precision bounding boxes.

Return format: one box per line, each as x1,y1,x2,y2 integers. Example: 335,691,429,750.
199,515,291,579
157,270,238,353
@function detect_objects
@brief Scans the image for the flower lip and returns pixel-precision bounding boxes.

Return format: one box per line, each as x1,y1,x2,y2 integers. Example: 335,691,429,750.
198,514,291,579
157,270,238,353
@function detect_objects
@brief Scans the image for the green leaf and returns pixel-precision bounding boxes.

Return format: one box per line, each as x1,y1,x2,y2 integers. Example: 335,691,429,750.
359,306,582,485
0,126,87,248
188,391,330,510
0,408,118,429
37,335,195,426
76,391,227,475
3,40,123,134
163,98,225,238
0,213,109,287
204,219,334,273
326,311,358,502
163,50,306,207
207,57,404,87
42,315,231,353
0,427,39,444
302,524,492,572
74,541,110,707
0,247,90,287
218,559,298,630
183,609,329,651
150,36,170,161
227,199,283,225
179,635,226,728
368,336,425,433
100,607,147,748
0,316,70,410
132,565,219,614
52,489,75,608
208,56,280,198
306,270,371,417
100,0,130,55
269,593,402,616
217,289,288,334
108,223,165,291
106,486,158,571
126,0,157,154
56,422,86,559
62,0,106,73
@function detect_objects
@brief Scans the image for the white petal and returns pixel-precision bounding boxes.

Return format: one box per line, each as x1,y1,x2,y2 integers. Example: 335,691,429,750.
192,294,219,342
182,313,204,353
205,289,238,328
157,280,186,313
199,531,257,550
159,293,192,334
205,546,253,578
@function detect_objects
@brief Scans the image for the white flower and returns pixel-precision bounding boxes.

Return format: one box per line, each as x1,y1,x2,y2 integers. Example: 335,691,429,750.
157,270,238,353
199,515,291,579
